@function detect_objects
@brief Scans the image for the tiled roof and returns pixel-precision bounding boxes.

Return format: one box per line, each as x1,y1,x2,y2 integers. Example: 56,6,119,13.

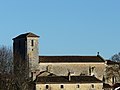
103,83,112,88
36,76,102,84
106,60,119,65
13,32,39,40
113,83,120,89
39,55,105,63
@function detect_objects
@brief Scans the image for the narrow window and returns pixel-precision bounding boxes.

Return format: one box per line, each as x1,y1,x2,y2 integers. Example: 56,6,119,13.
91,84,94,88
31,40,34,46
46,85,49,89
77,85,80,88
112,76,115,84
91,67,95,72
61,85,64,89
89,66,91,75
89,66,95,76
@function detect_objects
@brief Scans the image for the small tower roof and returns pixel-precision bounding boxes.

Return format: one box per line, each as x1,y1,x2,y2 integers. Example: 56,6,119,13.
13,32,39,40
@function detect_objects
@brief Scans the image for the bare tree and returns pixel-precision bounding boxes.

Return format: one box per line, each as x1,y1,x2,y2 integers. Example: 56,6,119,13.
0,45,14,90
111,52,120,82
111,52,120,62
106,64,120,84
0,46,13,74
0,46,35,90
105,53,120,85
13,52,34,90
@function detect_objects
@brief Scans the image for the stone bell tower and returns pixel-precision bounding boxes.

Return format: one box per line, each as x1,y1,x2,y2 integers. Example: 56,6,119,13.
13,32,39,77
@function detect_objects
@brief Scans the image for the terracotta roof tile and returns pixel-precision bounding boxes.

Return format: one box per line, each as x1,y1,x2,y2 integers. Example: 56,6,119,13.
103,83,112,88
36,76,102,84
39,55,105,63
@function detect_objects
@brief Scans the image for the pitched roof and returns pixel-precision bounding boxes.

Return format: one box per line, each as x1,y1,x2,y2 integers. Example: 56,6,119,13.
103,83,112,88
113,83,120,88
36,76,102,84
13,32,39,40
39,55,105,63
106,60,119,65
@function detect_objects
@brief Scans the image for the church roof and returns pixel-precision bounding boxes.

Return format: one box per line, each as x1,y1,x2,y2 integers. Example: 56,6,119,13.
13,32,39,40
36,76,102,84
39,55,105,63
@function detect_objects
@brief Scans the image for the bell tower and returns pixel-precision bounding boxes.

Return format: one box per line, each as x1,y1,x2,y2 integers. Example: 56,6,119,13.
13,32,39,77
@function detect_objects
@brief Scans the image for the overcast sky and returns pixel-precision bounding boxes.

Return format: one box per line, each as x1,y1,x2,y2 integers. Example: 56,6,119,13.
0,0,120,59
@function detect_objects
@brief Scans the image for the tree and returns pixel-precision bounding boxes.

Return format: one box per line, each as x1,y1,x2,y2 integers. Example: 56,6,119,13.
0,46,35,90
0,46,13,74
13,52,34,90
0,45,13,90
105,53,120,85
111,52,120,62
106,64,120,84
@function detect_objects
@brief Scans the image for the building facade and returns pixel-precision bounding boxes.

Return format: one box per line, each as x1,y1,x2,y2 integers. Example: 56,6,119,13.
36,76,103,90
13,32,117,90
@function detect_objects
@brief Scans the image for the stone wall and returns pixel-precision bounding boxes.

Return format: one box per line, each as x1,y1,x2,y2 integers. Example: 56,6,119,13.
39,62,105,80
27,37,39,71
36,83,103,90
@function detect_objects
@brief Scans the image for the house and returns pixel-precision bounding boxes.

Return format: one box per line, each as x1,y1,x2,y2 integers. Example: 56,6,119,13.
35,76,103,90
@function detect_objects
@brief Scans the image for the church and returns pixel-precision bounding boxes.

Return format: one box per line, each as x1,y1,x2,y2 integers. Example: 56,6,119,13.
13,32,117,90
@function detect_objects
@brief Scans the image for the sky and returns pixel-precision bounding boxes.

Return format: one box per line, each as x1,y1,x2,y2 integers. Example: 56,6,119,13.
0,0,120,59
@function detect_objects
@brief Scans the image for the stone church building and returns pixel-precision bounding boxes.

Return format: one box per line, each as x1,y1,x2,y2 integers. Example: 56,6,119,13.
13,32,117,90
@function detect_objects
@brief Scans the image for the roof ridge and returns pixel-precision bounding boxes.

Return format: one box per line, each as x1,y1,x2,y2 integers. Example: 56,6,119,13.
39,55,105,63
36,75,102,84
13,32,39,40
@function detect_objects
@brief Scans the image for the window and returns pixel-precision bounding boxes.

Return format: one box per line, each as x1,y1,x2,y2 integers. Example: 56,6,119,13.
61,85,64,89
91,84,94,88
89,66,91,75
112,76,115,84
31,40,34,46
77,85,80,88
91,67,95,72
89,66,95,76
46,85,49,89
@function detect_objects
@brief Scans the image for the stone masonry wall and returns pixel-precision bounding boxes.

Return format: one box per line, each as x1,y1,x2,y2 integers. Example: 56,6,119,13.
39,63,105,80
36,83,103,90
27,37,39,71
